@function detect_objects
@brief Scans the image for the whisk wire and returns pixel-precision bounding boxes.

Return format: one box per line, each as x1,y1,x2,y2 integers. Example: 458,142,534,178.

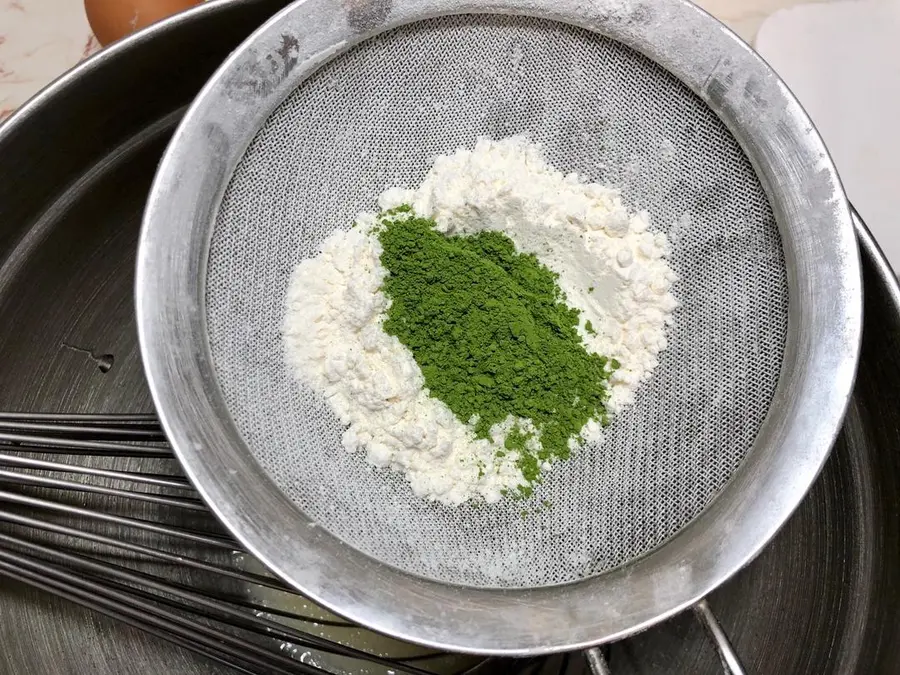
0,413,741,674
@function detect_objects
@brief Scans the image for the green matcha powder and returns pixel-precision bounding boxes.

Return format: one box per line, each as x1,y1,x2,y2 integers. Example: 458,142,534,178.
376,206,616,497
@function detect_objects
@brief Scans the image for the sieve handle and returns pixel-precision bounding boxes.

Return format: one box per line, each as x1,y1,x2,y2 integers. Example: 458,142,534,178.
693,598,746,675
582,598,746,675
584,647,611,674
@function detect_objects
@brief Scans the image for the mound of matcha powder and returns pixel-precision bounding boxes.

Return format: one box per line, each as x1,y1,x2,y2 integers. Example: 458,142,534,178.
377,206,616,492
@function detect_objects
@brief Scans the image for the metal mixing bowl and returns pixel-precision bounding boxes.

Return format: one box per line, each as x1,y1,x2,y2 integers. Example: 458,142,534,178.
0,0,898,671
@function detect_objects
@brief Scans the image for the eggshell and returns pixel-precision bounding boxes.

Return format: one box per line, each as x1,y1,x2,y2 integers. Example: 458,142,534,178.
84,0,203,46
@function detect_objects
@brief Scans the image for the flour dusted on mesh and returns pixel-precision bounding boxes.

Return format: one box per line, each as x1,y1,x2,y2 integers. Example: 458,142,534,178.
283,136,678,505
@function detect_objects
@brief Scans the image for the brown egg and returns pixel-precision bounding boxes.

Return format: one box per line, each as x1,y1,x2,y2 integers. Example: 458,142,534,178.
84,0,204,47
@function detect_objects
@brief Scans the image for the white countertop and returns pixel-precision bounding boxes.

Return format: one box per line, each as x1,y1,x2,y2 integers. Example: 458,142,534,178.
0,0,834,121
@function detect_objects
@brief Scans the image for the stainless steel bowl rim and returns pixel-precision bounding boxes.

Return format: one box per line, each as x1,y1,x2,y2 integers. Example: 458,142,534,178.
136,0,863,655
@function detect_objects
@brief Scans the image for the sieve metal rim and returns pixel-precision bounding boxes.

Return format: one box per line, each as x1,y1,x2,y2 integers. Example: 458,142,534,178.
136,0,862,655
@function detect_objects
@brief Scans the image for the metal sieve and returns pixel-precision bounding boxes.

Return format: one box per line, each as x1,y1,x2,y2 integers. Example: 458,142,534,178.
136,0,862,662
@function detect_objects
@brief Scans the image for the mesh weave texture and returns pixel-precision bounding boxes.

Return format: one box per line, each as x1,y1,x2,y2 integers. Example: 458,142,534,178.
206,15,788,587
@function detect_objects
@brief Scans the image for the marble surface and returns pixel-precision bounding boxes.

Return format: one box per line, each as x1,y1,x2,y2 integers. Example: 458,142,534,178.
0,0,833,121
0,1,99,120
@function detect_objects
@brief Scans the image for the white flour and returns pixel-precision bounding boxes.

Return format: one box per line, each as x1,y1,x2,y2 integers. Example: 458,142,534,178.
284,137,678,505
284,221,525,505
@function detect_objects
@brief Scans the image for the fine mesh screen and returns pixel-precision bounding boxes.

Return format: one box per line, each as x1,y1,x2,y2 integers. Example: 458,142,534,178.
206,15,788,588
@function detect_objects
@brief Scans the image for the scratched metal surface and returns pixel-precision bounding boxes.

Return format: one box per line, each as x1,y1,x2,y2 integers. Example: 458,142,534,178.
0,0,899,673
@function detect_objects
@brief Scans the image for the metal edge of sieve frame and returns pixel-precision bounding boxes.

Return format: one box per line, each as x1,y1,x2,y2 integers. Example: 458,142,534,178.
135,0,863,656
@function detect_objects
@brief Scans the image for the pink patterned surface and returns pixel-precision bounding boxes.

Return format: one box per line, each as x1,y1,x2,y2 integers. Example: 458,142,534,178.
0,0,96,122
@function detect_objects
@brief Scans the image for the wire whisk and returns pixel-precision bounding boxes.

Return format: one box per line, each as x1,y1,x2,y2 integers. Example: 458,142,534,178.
0,412,744,675
0,412,564,675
